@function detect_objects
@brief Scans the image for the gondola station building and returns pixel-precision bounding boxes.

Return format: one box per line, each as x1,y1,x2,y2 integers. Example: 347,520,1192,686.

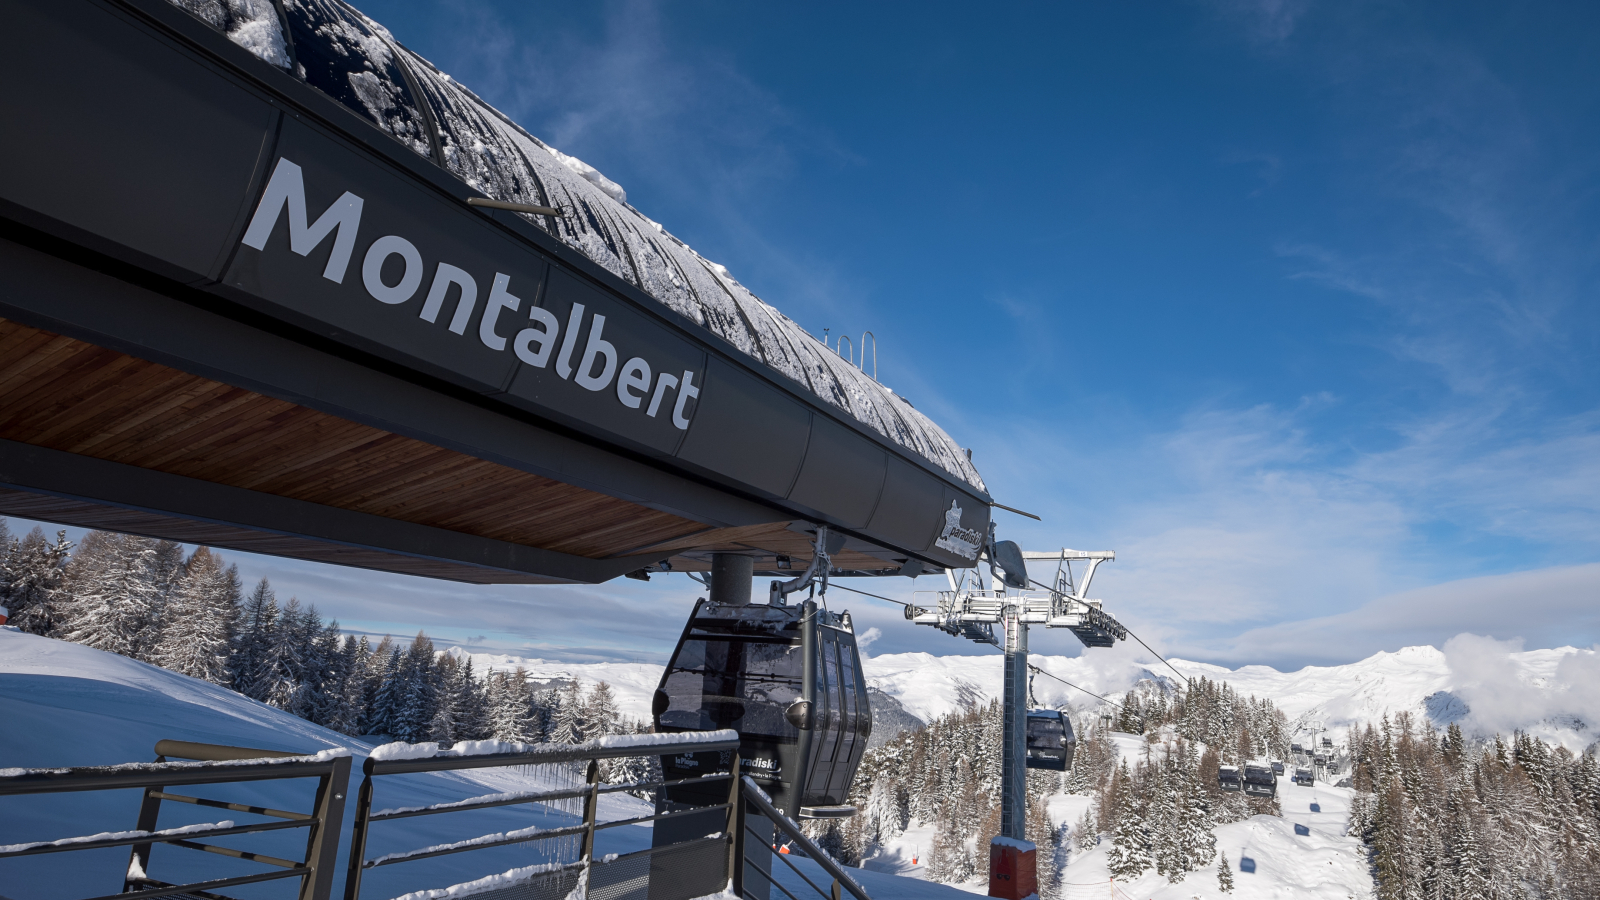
0,0,1022,898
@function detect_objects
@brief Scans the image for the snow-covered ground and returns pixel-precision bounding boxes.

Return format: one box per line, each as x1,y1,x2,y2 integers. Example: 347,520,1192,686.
465,642,1598,750
0,630,971,900
860,732,1372,900
1051,778,1372,900
0,630,651,900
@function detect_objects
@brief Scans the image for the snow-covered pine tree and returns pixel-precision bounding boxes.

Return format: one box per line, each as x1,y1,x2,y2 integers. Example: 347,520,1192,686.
549,681,585,744
1216,850,1233,893
585,681,620,739
330,633,368,736
1074,807,1098,851
428,654,461,742
308,620,356,733
261,598,308,711
453,656,489,741
149,540,186,625
285,602,325,720
363,645,403,737
1,527,72,636
392,632,438,743
489,668,536,741
230,579,279,700
1106,759,1151,879
152,547,235,684
61,531,162,661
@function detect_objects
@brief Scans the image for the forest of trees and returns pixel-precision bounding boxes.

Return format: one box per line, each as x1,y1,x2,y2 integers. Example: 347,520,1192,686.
830,674,1291,891
0,520,640,750
1347,713,1600,899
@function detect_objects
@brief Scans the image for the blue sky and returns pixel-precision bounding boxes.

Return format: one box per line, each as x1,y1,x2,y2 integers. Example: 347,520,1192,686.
15,0,1600,670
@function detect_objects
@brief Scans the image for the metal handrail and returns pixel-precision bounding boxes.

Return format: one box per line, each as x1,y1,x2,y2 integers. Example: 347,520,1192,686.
740,777,870,900
0,740,350,900
345,732,742,900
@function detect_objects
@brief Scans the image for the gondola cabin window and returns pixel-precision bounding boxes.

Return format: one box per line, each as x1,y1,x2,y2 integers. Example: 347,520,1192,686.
659,637,804,739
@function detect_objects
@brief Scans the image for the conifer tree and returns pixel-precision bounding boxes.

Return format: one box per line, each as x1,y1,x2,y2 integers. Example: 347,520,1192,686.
363,645,403,737
1074,807,1098,851
152,547,236,684
230,579,279,699
1106,759,1151,879
1,527,72,636
61,531,162,660
585,681,620,739
1216,850,1233,893
550,681,585,744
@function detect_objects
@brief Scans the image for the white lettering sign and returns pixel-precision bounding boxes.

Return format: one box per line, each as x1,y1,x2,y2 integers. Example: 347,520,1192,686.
240,157,699,429
934,500,981,560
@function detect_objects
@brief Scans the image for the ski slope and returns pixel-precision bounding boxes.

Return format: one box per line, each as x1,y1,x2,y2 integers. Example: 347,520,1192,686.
464,642,1598,750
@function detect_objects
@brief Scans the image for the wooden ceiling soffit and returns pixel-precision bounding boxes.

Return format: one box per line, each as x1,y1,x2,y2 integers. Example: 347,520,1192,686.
0,318,725,571
0,443,649,584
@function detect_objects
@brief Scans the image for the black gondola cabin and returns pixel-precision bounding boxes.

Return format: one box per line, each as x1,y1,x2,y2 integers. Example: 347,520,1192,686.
1024,710,1075,771
652,598,870,819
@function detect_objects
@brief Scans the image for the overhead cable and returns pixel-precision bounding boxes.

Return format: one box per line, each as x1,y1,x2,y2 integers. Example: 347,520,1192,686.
826,581,911,606
1027,664,1125,711
1027,576,1192,689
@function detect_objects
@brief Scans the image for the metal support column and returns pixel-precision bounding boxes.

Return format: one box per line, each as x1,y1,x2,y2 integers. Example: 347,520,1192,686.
999,606,1028,840
709,553,753,605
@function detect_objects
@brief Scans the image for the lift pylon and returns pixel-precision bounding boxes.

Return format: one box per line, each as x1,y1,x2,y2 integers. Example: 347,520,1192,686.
904,542,1126,899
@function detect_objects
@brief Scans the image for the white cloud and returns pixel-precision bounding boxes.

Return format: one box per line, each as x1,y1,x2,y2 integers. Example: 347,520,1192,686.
1443,634,1600,741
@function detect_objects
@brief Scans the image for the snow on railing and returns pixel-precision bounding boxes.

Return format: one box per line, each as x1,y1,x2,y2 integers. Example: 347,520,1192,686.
368,729,738,762
0,820,235,855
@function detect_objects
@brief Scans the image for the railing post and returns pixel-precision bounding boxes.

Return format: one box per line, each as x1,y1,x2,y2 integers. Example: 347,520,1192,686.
343,774,375,900
580,759,600,880
724,751,742,896
122,768,166,892
301,754,351,900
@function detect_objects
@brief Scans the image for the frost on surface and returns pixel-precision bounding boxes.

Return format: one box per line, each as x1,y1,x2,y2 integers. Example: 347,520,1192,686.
167,0,290,69
191,0,986,490
277,0,434,160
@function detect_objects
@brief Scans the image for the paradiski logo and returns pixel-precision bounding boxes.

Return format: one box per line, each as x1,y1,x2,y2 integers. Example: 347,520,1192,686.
240,157,700,429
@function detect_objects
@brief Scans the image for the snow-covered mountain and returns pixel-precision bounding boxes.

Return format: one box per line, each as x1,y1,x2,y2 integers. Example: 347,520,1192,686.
459,639,1599,750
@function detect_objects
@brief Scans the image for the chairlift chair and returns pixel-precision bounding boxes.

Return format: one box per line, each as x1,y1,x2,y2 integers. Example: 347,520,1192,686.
1024,710,1076,771
1290,742,1303,754
653,598,870,820
1320,737,1334,749
1242,761,1278,798
1218,765,1242,792
1293,767,1314,787
1271,759,1285,775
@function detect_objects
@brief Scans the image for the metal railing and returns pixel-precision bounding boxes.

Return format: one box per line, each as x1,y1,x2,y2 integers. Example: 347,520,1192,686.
0,739,351,900
737,778,870,900
345,733,743,900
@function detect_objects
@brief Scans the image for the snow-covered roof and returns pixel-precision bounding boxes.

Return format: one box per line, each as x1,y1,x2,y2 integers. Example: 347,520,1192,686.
172,0,984,492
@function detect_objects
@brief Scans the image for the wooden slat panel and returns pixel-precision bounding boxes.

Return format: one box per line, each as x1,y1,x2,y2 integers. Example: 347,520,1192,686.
0,318,707,560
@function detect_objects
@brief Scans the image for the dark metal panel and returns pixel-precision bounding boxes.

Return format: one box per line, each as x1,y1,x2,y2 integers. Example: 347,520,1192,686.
503,267,707,456
0,439,649,584
785,416,887,530
0,236,785,530
675,357,810,499
222,116,533,394
865,457,948,557
0,0,276,281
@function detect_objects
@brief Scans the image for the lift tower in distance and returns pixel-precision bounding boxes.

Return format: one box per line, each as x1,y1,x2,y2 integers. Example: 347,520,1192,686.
905,546,1127,899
